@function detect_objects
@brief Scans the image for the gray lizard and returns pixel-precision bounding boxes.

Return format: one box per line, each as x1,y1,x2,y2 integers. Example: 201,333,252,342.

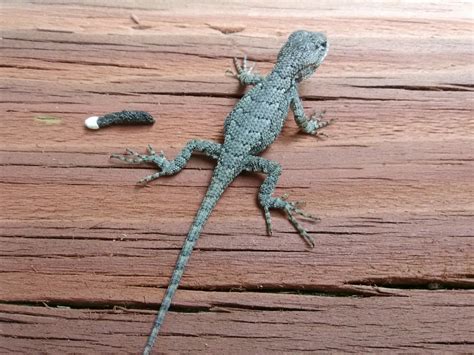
111,30,330,354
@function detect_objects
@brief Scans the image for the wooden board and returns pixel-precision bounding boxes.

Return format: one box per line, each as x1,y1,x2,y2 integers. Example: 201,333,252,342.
1,0,473,353
1,290,472,353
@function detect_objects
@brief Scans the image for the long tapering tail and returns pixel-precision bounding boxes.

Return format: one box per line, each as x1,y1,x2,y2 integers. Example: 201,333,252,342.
143,171,231,355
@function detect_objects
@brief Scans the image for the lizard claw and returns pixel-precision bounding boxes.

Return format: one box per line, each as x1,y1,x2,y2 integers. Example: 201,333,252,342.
263,206,273,236
229,55,263,86
310,109,326,121
233,56,246,72
226,56,252,78
309,110,332,128
285,198,320,222
126,148,139,156
235,56,256,75
286,210,315,248
308,111,335,138
314,131,329,139
146,144,156,155
111,147,156,164
137,173,163,186
111,145,174,185
110,151,143,164
260,194,319,247
225,68,236,77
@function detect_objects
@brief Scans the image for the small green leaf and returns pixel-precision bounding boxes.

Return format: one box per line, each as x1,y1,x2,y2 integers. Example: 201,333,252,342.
35,115,62,125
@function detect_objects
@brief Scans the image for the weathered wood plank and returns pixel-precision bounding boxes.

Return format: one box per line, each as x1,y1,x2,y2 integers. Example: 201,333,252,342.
1,291,472,353
1,0,473,353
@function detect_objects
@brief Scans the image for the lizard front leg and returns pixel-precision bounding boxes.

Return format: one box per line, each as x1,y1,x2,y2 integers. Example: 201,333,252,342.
245,156,320,248
290,87,333,136
231,56,264,86
111,139,221,184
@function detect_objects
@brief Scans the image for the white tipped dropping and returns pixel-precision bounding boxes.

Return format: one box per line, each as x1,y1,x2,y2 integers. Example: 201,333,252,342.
85,116,100,130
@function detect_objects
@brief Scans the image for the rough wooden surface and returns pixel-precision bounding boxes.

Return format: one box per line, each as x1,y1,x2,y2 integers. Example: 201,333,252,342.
1,0,473,353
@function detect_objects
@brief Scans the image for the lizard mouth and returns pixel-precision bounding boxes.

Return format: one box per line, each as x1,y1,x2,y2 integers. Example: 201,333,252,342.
317,40,329,65
296,61,326,81
296,41,328,81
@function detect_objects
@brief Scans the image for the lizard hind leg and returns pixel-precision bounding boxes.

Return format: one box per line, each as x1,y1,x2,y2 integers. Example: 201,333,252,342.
245,156,320,248
111,139,222,185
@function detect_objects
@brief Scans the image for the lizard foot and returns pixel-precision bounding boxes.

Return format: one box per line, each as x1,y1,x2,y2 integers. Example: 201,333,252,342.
228,56,263,86
110,145,175,185
309,111,336,138
111,144,165,165
261,194,320,248
233,55,255,76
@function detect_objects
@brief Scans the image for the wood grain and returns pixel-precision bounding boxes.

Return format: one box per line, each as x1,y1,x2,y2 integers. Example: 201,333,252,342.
1,0,473,353
1,290,472,353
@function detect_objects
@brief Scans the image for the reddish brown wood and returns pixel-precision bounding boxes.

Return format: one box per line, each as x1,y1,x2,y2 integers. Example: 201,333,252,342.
1,0,473,353
1,291,472,353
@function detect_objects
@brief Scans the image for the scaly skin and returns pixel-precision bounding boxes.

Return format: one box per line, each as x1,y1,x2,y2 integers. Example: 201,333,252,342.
112,30,330,354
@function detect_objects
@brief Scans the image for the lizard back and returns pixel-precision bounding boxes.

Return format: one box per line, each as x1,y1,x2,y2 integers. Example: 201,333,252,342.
222,75,293,157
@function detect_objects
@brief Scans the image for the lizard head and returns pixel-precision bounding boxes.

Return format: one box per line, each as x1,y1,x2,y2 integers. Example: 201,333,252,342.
276,30,328,82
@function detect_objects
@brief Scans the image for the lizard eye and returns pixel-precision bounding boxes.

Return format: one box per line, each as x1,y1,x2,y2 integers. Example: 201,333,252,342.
320,41,327,48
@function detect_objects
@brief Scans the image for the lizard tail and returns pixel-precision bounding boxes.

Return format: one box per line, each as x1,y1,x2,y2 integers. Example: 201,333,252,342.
143,170,232,355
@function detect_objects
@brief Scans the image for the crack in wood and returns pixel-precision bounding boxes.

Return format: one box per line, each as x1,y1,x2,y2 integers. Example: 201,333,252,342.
175,284,391,298
1,36,144,48
0,284,391,314
350,84,473,92
346,276,474,290
420,341,474,345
